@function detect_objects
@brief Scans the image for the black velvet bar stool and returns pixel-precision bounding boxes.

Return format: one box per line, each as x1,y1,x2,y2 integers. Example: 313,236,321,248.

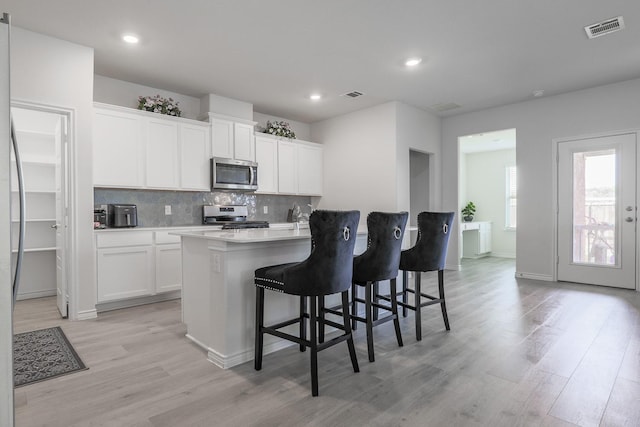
398,211,455,341
254,210,360,396
347,211,408,362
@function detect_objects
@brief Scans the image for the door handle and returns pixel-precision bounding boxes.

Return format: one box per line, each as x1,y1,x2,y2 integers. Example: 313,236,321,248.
625,217,634,223
51,224,59,229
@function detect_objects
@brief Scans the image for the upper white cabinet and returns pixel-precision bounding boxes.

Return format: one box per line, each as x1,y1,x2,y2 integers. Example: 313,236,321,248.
93,107,144,187
297,142,323,195
254,133,323,196
145,118,179,189
179,123,211,191
93,103,210,191
254,135,279,194
209,114,256,162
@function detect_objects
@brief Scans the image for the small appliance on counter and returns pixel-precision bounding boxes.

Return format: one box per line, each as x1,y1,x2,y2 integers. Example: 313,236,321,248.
203,205,269,229
108,204,138,228
93,209,107,229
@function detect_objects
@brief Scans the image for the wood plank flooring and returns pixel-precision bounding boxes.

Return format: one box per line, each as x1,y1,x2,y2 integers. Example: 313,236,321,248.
13,257,640,427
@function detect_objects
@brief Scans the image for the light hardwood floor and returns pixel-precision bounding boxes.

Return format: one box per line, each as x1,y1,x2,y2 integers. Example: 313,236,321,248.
13,258,640,427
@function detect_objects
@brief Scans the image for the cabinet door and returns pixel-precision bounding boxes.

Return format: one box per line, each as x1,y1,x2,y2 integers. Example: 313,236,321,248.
93,109,143,187
155,244,182,293
180,123,210,190
233,123,255,161
145,118,180,189
478,222,492,254
278,140,297,194
255,136,278,193
297,143,323,195
211,118,234,159
97,246,154,302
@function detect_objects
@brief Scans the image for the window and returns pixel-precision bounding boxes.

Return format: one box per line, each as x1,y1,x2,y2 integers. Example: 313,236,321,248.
506,166,517,229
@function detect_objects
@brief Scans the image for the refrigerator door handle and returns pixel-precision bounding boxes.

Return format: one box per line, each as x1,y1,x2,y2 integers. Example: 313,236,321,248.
11,116,25,309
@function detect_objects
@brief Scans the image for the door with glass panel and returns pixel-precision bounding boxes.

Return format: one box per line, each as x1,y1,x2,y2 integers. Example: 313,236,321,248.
557,133,636,289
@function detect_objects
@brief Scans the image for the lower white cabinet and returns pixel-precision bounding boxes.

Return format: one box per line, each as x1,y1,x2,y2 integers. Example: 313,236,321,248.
96,229,183,304
97,246,154,302
461,221,492,258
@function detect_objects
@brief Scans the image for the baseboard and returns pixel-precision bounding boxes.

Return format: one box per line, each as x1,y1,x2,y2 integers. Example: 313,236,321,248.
515,271,553,281
185,334,295,370
76,309,98,320
446,263,462,271
15,289,56,301
490,252,516,259
95,291,181,313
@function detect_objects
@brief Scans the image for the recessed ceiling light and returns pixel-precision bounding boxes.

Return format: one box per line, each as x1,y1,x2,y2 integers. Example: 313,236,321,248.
405,57,422,67
122,34,139,44
309,94,322,101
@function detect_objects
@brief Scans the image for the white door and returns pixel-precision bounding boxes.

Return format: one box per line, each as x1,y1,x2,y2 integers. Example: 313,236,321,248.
55,115,68,317
557,133,637,289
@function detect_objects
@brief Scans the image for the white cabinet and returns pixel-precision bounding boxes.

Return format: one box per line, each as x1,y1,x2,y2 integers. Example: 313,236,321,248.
255,135,278,194
209,114,256,161
96,231,154,302
254,133,323,196
461,221,492,258
95,229,184,304
297,142,323,195
154,231,182,294
180,123,211,190
93,107,144,187
145,118,179,189
93,103,210,191
277,139,298,194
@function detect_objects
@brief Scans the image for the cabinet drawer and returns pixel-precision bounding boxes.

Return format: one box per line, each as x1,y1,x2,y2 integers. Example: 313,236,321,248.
155,231,182,244
96,231,153,248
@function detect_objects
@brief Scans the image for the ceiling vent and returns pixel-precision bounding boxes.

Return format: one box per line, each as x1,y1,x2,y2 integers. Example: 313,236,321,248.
430,102,461,112
341,91,364,98
585,16,625,39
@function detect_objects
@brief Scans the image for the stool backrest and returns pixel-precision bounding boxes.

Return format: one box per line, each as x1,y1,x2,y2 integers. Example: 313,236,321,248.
400,211,455,272
284,210,360,296
353,211,408,283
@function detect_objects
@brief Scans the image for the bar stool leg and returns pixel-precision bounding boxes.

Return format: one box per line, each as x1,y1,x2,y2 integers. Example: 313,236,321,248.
372,282,379,321
299,296,307,352
342,291,360,373
365,281,375,362
438,269,450,330
255,286,265,370
351,283,358,330
402,270,408,317
415,272,422,341
389,278,403,347
310,296,319,396
318,296,325,344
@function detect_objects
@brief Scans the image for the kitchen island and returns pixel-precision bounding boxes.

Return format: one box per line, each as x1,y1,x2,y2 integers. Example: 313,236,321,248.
172,225,367,369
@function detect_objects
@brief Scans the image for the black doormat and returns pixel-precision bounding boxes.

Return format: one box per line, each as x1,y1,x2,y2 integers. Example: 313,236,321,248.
13,326,87,387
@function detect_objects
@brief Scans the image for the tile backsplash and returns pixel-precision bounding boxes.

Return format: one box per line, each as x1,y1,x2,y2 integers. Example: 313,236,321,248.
94,188,312,227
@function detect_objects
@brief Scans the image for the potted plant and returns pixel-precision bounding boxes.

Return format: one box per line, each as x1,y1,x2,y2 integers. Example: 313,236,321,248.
462,202,476,222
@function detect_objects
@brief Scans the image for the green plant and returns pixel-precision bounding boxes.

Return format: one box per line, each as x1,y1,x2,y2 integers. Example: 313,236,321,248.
462,202,476,218
263,120,296,139
137,95,182,117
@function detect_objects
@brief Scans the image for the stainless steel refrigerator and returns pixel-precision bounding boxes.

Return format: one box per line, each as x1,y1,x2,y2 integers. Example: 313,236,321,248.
1,12,15,426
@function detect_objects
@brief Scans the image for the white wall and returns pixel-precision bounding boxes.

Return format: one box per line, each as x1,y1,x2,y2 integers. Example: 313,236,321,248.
396,102,442,216
464,148,516,258
442,78,640,279
12,28,95,319
310,101,441,226
310,102,397,224
254,111,311,141
94,75,202,120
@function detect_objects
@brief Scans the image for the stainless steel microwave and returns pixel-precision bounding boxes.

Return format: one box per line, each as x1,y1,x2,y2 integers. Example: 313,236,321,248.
211,157,258,191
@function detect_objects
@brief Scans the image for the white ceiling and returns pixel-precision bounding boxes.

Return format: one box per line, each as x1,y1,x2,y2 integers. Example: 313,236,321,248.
459,129,516,154
3,1,640,123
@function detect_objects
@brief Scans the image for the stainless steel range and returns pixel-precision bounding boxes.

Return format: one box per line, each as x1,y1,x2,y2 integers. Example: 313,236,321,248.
203,205,269,229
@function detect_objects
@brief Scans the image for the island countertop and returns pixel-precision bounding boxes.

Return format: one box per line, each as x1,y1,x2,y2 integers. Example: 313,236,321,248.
170,224,367,244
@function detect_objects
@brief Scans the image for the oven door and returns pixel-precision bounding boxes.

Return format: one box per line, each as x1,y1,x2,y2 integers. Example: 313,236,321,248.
211,158,258,191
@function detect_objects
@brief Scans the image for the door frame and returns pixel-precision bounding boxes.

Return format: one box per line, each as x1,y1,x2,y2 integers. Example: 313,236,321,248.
552,128,640,290
12,99,74,312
